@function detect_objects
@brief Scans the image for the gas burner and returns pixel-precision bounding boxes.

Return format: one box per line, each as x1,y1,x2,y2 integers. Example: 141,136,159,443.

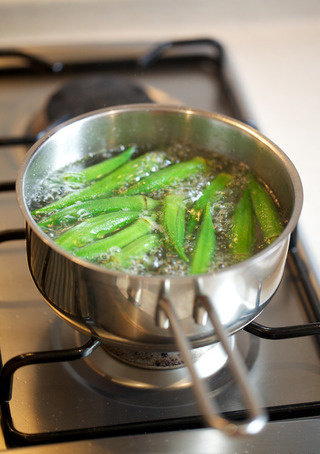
46,76,153,122
103,344,216,370
52,320,259,407
28,75,181,136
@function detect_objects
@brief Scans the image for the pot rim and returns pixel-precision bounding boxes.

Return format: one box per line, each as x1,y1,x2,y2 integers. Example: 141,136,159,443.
16,103,303,281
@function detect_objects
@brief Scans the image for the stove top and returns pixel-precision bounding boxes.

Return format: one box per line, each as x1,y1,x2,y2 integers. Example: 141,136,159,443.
0,39,319,453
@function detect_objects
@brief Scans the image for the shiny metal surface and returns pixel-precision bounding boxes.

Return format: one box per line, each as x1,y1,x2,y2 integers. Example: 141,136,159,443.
17,105,303,350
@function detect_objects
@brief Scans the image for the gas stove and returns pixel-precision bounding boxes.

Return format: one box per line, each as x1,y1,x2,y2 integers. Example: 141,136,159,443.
0,39,320,453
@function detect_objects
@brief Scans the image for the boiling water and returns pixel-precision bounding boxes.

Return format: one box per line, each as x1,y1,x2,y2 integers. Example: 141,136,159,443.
31,144,285,276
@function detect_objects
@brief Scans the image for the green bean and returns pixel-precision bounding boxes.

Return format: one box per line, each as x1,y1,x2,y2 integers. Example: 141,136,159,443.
74,216,156,260
38,195,160,229
32,151,167,215
162,193,188,261
191,204,216,274
106,234,160,269
62,146,135,184
55,211,140,251
230,189,255,259
125,157,208,195
187,172,232,234
248,175,283,244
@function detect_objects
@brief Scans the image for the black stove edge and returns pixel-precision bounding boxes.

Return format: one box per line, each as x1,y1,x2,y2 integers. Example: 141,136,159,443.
0,38,222,77
1,400,320,449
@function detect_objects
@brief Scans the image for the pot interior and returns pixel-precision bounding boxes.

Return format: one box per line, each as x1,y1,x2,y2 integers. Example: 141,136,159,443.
21,105,302,229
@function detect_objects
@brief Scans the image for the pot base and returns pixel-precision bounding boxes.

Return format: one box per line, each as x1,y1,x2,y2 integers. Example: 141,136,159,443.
103,343,219,370
52,319,260,407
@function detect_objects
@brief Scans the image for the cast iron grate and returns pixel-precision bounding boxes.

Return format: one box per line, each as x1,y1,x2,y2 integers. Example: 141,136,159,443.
0,38,320,448
0,227,319,448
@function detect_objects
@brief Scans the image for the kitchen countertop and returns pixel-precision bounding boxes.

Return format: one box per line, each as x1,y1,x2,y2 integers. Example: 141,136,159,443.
0,0,320,287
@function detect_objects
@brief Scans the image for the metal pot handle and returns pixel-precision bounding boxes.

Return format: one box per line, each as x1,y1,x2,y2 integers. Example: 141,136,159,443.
155,278,267,436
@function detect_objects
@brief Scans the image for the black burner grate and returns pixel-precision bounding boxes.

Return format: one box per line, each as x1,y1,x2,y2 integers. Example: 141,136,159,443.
0,38,320,448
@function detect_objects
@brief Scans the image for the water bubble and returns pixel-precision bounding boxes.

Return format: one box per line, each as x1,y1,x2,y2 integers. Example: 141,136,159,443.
30,143,285,275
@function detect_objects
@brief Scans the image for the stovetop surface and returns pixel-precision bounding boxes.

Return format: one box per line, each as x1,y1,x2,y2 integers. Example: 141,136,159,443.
0,43,319,452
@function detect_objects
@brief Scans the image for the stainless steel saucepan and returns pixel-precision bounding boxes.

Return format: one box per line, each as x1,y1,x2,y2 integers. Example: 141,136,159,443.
17,104,303,436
